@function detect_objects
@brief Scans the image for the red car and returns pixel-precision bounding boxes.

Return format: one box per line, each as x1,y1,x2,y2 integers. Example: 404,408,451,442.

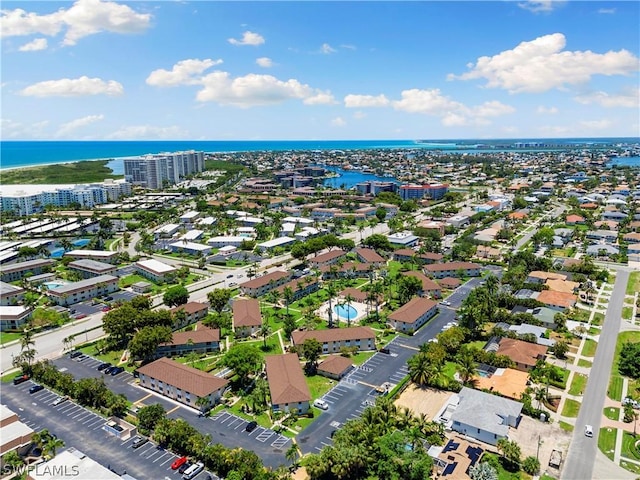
171,456,188,470
102,306,111,312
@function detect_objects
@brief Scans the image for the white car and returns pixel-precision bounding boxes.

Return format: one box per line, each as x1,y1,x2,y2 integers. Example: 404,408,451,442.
440,300,451,306
584,425,594,437
313,399,329,410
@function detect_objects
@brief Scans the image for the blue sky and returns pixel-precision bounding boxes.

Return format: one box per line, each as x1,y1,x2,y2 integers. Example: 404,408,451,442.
1,0,639,140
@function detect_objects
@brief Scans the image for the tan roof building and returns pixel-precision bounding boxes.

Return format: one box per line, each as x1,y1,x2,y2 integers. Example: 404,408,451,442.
265,354,311,413
536,290,577,310
232,298,262,338
497,338,547,371
308,250,346,268
291,326,376,353
317,355,354,379
355,248,386,265
402,271,442,296
239,270,291,297
387,297,438,334
545,278,579,294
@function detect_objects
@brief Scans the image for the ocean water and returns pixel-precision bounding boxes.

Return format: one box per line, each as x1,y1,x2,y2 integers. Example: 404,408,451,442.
1,138,638,172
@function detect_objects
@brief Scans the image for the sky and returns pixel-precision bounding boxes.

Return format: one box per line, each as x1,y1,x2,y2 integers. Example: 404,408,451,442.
1,0,639,140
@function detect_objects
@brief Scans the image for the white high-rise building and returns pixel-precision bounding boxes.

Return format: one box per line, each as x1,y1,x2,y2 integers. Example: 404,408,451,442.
124,150,205,189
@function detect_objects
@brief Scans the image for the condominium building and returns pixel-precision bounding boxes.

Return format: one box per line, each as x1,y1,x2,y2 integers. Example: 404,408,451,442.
46,275,119,306
399,183,449,201
123,151,205,190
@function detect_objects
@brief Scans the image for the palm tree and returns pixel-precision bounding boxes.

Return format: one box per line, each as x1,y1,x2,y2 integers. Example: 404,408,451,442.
343,293,355,328
285,442,300,466
259,323,272,348
326,281,338,329
408,353,439,387
283,286,295,318
455,351,477,385
534,386,547,410
44,436,65,459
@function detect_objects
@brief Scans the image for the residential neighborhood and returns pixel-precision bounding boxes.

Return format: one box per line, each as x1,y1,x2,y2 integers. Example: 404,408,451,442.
1,143,640,480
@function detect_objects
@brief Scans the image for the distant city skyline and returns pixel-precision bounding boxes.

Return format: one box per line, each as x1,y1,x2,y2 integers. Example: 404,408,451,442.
1,0,639,140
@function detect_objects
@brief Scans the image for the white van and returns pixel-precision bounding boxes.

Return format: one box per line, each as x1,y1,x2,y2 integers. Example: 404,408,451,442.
182,462,204,480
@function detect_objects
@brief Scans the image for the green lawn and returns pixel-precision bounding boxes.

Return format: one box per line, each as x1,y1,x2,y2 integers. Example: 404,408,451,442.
581,339,598,357
227,400,272,429
613,331,640,377
78,344,131,369
569,374,588,396
0,331,22,345
559,421,574,432
305,374,334,399
561,399,581,417
480,453,532,480
578,358,593,368
592,312,605,326
540,474,557,480
621,432,640,461
626,271,640,296
598,427,617,460
604,407,620,421
570,309,591,323
608,375,624,401
588,327,601,335
622,306,633,320
119,274,153,288
349,350,376,366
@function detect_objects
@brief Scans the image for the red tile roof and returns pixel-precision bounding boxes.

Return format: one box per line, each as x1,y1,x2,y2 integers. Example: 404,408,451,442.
137,357,228,397
497,338,548,368
318,355,354,376
388,297,437,324
291,326,375,345
232,298,262,327
265,354,311,405
239,270,289,289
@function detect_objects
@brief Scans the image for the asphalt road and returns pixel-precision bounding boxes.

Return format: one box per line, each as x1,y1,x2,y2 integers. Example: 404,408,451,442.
514,204,566,251
2,380,216,480
561,269,630,480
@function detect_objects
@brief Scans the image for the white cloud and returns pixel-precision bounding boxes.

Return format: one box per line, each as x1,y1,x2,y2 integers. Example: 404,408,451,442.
449,33,640,93
256,57,273,68
391,88,514,126
303,91,337,105
319,43,336,54
19,38,48,51
598,8,616,14
1,119,50,138
106,124,189,140
197,72,327,108
518,1,563,13
146,59,222,87
579,119,613,130
353,111,367,119
536,105,559,114
56,114,104,137
344,94,390,108
330,117,346,127
228,30,264,46
574,88,639,108
1,0,151,46
20,76,124,97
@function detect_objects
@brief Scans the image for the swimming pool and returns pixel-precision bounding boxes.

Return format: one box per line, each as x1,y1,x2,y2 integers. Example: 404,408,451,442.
72,238,90,247
334,304,357,320
49,248,65,258
43,281,68,290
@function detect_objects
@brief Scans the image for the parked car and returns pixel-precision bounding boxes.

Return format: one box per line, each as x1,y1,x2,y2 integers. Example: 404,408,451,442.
13,374,30,385
29,384,44,394
182,462,204,480
379,347,390,354
110,366,125,376
69,351,82,359
623,397,640,409
171,457,188,470
52,396,68,406
97,362,111,371
313,399,329,410
178,461,192,474
131,436,149,449
103,366,115,375
245,421,258,432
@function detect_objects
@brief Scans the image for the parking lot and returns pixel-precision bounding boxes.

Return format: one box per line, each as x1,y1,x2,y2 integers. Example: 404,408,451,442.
4,380,215,480
52,354,291,469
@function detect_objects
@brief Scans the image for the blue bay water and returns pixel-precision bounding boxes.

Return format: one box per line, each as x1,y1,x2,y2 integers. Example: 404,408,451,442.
1,139,638,176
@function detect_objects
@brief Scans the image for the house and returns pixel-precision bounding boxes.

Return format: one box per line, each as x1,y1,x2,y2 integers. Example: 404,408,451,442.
257,236,296,252
545,278,579,294
434,437,485,479
265,354,311,414
170,302,209,328
565,214,585,225
0,259,55,282
526,271,567,284
168,241,211,256
0,306,33,331
1,404,34,457
585,230,618,243
586,244,620,257
135,259,177,283
355,248,386,267
623,232,640,243
239,270,291,297
46,275,119,306
537,290,578,310
475,245,502,260
292,326,376,353
387,232,420,248
317,355,354,380
308,250,346,268
388,297,438,334
401,271,442,298
131,281,152,294
232,298,262,338
68,259,117,279
207,236,247,248
0,282,25,306
137,357,228,412
496,338,548,371
444,387,523,446
507,323,556,347
155,324,220,358
64,249,119,264
439,277,462,289
424,262,482,279
393,249,443,264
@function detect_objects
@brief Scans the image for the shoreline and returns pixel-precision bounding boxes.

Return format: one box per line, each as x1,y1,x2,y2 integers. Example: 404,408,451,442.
0,158,116,173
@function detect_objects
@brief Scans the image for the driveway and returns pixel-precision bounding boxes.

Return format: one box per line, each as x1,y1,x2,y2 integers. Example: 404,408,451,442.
3,381,216,480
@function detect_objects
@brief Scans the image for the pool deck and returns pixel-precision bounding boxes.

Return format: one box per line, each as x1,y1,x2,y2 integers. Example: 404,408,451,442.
316,300,369,325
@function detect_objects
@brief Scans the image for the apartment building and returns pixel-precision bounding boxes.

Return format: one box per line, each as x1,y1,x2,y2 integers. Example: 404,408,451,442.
46,275,119,306
232,298,262,338
239,271,291,297
135,259,177,283
291,326,376,353
68,259,117,279
423,262,482,279
123,151,204,190
388,297,438,334
265,354,311,414
0,259,55,282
